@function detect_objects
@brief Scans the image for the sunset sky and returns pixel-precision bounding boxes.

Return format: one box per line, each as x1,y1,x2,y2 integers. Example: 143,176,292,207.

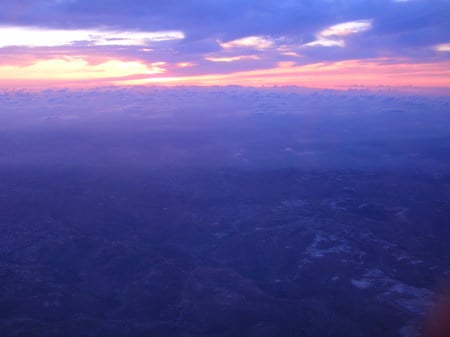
0,0,449,89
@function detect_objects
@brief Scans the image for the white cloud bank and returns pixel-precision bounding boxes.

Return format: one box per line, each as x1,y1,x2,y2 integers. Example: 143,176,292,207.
0,26,184,48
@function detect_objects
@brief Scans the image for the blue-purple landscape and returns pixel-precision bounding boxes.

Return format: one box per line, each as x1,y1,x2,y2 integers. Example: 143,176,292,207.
1,0,450,336
1,87,450,336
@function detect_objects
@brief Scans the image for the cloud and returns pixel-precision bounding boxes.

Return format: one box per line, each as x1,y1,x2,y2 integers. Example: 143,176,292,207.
320,20,373,37
303,19,372,49
436,43,450,52
177,62,195,68
303,39,345,48
113,58,450,89
0,26,184,48
0,57,165,84
218,36,274,50
205,55,260,63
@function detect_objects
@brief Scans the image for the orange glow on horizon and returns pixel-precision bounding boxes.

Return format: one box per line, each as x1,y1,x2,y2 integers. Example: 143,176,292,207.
0,57,165,82
0,57,449,89
114,59,450,89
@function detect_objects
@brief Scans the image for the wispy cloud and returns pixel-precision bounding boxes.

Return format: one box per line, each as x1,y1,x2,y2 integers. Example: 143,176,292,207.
303,39,345,48
218,36,274,50
0,57,165,82
0,26,184,48
303,19,372,48
320,20,373,37
205,55,260,62
435,43,450,52
177,62,195,68
113,58,450,89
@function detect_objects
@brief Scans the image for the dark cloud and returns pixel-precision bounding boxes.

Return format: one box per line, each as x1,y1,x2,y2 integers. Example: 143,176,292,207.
2,0,443,38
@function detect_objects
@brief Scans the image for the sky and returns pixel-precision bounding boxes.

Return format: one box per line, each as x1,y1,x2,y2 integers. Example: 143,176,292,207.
0,0,449,89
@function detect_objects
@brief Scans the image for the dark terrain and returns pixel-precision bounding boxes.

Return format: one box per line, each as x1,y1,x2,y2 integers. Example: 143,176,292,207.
0,87,449,336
